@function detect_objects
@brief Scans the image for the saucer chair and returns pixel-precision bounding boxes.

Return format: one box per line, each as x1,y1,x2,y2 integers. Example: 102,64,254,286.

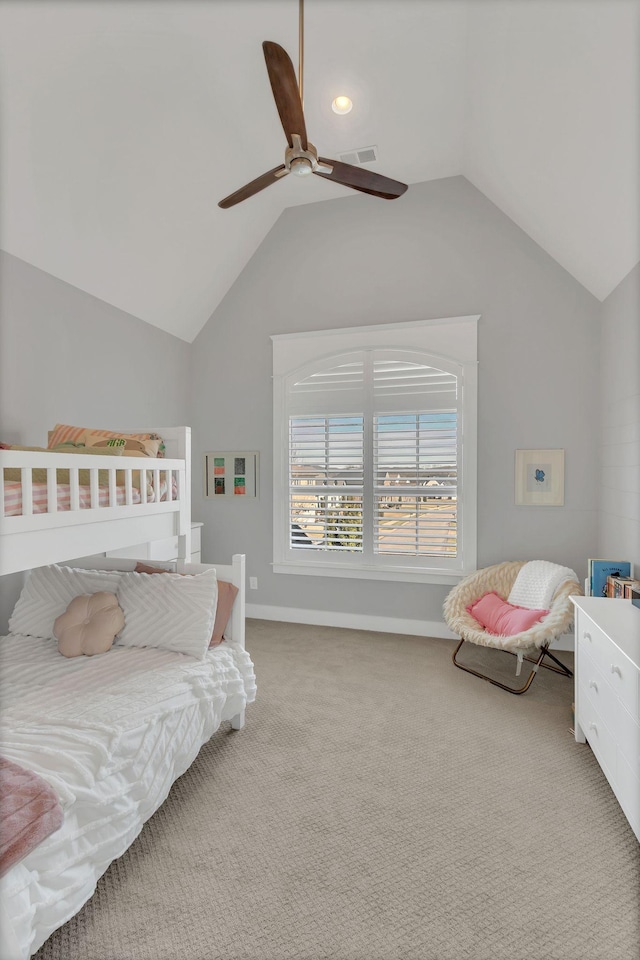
443,561,582,694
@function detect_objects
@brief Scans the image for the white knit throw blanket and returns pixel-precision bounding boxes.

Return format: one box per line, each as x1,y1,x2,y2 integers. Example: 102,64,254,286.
507,560,578,610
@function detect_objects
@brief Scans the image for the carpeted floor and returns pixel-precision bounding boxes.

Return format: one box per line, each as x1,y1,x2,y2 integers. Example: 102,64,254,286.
36,620,639,960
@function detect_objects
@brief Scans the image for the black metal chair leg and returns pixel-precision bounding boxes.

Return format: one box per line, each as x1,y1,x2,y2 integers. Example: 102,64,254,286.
452,638,572,695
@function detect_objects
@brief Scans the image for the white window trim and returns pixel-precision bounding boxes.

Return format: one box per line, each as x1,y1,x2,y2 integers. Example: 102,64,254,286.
272,316,478,585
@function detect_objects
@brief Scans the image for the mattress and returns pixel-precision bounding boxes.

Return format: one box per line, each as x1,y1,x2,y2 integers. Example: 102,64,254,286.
3,479,173,517
0,633,256,959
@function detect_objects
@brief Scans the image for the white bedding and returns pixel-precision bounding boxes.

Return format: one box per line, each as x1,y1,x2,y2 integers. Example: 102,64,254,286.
0,633,256,960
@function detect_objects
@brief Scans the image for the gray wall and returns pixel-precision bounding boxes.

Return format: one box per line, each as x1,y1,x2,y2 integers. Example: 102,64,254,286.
0,251,191,442
0,250,192,629
598,263,640,568
190,176,601,625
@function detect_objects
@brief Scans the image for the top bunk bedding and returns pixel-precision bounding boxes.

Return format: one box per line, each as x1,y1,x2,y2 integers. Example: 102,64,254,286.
0,424,191,576
3,474,174,516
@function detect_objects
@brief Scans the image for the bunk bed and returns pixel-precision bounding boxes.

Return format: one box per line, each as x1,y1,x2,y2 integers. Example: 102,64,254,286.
0,426,255,960
0,425,193,576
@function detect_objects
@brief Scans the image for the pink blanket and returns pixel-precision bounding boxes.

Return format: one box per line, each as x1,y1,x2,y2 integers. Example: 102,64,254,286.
0,756,63,876
3,477,176,517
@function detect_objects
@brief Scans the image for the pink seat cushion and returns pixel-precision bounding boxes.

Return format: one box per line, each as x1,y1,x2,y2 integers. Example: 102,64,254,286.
467,591,549,636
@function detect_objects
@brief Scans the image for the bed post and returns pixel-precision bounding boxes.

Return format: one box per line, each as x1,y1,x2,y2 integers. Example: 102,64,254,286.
162,427,191,571
231,709,246,731
230,553,246,730
228,554,246,649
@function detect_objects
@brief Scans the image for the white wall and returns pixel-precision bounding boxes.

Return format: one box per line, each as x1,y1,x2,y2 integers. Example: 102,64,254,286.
598,263,640,569
0,250,192,630
190,176,601,629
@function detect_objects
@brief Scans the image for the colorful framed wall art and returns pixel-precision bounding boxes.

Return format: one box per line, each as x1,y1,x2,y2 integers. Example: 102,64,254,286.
204,451,259,499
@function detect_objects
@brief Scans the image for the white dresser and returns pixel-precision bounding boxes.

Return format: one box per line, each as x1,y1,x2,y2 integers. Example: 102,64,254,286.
572,596,640,842
106,521,203,564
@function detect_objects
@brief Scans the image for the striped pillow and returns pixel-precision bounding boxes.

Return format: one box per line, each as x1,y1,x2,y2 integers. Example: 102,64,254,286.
9,565,122,639
116,569,218,659
48,424,164,457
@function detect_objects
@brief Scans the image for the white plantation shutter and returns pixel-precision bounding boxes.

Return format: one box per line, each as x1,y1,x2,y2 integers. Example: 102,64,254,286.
288,357,365,554
272,318,477,582
289,415,364,552
289,358,364,412
374,411,457,557
371,357,458,557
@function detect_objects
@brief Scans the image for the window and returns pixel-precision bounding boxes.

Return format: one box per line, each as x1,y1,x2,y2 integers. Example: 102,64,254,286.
272,317,478,584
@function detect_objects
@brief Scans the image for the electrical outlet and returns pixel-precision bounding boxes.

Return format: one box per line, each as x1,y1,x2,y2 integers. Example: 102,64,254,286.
249,577,258,590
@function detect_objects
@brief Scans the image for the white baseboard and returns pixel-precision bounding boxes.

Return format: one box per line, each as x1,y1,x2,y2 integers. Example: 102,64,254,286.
550,634,575,652
246,603,457,640
245,602,575,651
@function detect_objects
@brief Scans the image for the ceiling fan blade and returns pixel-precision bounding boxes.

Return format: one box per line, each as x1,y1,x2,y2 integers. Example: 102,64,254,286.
218,164,288,209
314,158,407,199
263,41,308,150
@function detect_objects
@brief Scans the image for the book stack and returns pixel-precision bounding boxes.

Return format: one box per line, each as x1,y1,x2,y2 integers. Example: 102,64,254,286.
587,559,636,598
624,581,640,600
606,574,638,598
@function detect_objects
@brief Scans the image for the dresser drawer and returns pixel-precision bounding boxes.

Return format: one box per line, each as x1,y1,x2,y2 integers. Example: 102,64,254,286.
578,612,639,721
580,646,618,723
578,683,617,784
581,646,640,768
617,712,640,773
577,613,610,667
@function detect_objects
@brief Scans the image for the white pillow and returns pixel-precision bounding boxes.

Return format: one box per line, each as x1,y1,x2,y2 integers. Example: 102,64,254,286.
115,568,218,660
9,564,122,639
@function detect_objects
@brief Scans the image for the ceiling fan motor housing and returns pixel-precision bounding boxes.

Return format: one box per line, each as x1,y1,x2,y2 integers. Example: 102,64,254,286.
290,157,313,176
285,136,332,176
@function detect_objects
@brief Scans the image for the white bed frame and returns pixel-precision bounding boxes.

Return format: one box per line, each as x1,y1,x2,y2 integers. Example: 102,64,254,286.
0,426,250,958
0,426,192,577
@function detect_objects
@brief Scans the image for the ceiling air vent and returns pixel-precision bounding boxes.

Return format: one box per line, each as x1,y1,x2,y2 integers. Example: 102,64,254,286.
339,145,379,165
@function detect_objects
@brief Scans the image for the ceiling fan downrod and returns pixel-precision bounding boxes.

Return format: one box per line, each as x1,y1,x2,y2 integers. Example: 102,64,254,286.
298,0,304,108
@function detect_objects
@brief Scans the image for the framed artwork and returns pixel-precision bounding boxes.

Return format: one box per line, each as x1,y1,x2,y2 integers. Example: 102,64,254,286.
204,451,259,499
514,449,564,506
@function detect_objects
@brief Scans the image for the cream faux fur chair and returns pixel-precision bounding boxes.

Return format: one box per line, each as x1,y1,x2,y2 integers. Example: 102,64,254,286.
443,560,582,694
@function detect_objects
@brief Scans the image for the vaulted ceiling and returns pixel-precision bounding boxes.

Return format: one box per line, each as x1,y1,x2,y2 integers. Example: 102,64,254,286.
0,0,638,342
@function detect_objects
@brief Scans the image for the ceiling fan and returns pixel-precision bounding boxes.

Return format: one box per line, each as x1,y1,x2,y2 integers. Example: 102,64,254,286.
218,0,408,209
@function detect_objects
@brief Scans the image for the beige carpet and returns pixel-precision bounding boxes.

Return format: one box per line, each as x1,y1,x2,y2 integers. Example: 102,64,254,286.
36,621,639,960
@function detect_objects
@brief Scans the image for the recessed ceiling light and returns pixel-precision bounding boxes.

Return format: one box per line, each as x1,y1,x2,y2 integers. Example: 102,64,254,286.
332,95,353,115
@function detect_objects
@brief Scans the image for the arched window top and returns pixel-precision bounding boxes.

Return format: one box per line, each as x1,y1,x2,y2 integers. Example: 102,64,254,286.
372,356,457,403
288,349,460,416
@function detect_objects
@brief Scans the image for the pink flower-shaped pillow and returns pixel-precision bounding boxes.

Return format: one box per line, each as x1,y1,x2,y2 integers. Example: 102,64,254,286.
53,592,124,657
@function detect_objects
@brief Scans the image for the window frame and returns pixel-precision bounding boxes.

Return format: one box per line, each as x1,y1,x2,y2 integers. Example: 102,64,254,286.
272,317,478,585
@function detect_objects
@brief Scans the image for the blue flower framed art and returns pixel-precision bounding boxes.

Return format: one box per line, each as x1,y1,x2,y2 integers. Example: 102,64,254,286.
515,449,564,506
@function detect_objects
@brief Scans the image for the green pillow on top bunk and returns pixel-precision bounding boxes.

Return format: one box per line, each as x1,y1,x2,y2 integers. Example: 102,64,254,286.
3,423,167,489
2,444,124,485
47,423,165,458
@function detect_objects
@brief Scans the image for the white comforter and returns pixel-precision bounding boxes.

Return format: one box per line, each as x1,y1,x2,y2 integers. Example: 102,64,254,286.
0,633,256,960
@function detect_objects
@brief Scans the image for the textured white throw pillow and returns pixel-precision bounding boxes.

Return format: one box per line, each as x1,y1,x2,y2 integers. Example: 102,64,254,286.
9,565,122,639
116,568,218,660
